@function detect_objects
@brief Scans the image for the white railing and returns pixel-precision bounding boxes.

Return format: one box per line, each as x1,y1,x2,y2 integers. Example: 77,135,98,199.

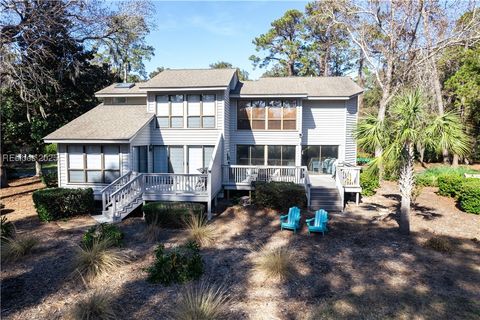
101,171,133,213
207,134,223,217
222,165,306,185
110,174,144,219
337,165,361,187
143,173,208,194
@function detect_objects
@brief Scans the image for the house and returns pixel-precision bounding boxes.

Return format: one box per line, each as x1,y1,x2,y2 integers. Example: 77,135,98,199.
44,68,363,222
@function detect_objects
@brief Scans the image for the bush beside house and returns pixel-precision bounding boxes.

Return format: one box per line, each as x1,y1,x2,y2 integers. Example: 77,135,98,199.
143,202,205,228
253,182,306,211
40,171,58,188
147,241,203,285
82,223,123,248
32,188,94,221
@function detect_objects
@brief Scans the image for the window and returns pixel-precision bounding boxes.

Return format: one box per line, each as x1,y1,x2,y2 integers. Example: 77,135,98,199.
67,145,120,183
237,99,296,130
134,146,148,173
113,97,127,104
187,94,216,128
236,145,265,165
301,145,339,174
156,95,184,128
267,146,296,166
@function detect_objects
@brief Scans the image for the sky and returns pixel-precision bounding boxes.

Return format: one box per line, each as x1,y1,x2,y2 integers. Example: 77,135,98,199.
143,1,307,79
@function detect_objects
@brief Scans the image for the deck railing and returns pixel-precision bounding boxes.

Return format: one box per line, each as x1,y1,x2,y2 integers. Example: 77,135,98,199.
222,165,306,185
143,173,208,194
337,165,361,187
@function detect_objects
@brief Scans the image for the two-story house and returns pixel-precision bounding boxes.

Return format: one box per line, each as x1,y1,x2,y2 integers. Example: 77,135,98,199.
44,68,363,222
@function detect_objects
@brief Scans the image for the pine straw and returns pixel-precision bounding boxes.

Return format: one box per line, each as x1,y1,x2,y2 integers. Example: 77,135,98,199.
171,281,229,320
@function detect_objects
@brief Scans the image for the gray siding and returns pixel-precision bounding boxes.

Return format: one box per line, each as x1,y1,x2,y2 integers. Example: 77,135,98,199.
223,88,230,165
301,100,346,161
345,96,358,164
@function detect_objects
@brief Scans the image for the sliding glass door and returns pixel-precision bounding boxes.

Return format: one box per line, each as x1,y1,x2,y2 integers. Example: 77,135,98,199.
301,145,338,175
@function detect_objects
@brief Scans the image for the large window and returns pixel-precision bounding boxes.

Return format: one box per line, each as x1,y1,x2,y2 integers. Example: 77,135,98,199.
301,145,339,174
156,94,216,129
237,145,265,165
237,99,296,131
187,94,216,128
68,145,120,183
236,145,296,166
156,95,184,128
267,145,296,166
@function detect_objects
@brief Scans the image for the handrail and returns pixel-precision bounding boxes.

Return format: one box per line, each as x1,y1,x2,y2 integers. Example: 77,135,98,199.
226,165,302,169
100,171,131,193
110,173,144,198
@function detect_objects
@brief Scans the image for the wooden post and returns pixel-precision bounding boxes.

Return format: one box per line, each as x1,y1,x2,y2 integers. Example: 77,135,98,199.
207,200,212,220
356,193,359,206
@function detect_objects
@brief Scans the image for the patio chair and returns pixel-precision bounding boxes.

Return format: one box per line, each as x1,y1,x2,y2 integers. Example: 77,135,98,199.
280,206,301,233
306,209,328,235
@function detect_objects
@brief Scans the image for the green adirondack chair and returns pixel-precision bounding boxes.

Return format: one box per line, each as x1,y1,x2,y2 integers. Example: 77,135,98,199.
280,206,301,233
306,209,328,235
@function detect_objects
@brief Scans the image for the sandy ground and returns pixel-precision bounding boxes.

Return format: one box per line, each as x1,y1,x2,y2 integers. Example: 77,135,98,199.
1,177,479,319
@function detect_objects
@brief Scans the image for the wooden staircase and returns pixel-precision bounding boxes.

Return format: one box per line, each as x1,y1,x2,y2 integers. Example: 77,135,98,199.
309,186,343,212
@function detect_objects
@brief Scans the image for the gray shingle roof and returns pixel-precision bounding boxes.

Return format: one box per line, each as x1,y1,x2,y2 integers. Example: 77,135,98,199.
140,68,237,88
232,77,363,97
44,104,153,141
95,83,146,95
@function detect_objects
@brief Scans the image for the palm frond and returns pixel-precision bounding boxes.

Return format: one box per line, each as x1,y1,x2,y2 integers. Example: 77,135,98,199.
426,111,471,157
354,114,388,153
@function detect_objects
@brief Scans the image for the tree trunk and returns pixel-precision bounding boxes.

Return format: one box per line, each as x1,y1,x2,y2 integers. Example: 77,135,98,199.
452,154,459,167
398,143,414,235
431,62,450,164
0,153,8,188
35,159,42,177
357,51,365,113
288,61,294,76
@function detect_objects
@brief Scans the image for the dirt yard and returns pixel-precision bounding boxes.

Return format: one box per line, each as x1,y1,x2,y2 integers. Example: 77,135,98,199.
1,177,479,319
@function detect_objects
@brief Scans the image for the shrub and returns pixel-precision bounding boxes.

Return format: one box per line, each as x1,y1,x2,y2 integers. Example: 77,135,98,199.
253,182,306,211
184,214,215,247
360,172,379,197
73,238,128,282
147,241,203,285
1,216,15,240
437,174,464,198
1,235,38,261
143,202,205,228
423,236,453,253
41,170,58,187
44,143,57,155
32,188,94,222
171,281,229,320
69,290,118,320
254,246,294,280
415,166,479,187
82,223,123,248
459,180,480,214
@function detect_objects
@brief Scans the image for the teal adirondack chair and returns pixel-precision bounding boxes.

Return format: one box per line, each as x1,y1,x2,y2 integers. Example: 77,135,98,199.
280,206,301,233
306,209,328,235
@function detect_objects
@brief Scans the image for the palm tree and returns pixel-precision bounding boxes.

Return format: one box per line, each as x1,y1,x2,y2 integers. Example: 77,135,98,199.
356,90,470,234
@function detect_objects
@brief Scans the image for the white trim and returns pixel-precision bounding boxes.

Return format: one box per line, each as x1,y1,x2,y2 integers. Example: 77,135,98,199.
138,86,227,91
307,96,350,101
230,94,307,98
45,139,130,144
95,93,146,98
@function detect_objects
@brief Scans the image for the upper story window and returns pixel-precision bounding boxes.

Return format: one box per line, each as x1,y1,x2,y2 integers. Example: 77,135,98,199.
237,99,296,131
156,94,216,128
156,95,184,128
